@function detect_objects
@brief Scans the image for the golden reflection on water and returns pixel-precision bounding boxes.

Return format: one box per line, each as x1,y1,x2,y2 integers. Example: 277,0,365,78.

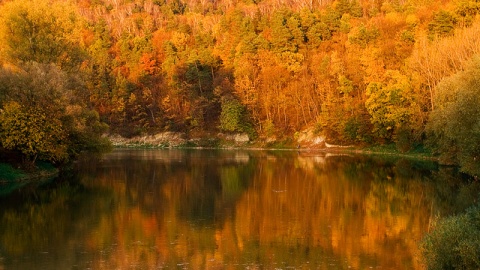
1,149,478,269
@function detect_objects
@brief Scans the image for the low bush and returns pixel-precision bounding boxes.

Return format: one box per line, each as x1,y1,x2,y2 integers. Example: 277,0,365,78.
421,203,480,269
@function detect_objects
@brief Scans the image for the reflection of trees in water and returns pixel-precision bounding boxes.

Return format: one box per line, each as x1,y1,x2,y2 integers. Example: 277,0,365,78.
78,149,256,227
1,150,479,269
316,155,479,216
233,153,479,269
0,180,114,268
428,167,480,216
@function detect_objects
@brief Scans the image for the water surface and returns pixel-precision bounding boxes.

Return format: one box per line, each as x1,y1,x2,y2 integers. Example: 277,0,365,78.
0,149,478,269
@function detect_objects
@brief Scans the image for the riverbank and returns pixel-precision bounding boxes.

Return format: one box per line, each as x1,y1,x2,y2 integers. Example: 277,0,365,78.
0,162,59,197
0,162,59,182
107,131,436,161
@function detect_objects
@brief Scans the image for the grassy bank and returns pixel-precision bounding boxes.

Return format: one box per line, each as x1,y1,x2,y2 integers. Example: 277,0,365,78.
0,162,58,182
0,163,26,182
352,143,436,161
0,162,58,197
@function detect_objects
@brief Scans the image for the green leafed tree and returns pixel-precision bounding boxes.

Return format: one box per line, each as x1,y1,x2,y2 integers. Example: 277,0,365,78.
428,10,458,39
348,24,380,48
427,56,480,176
334,0,363,17
219,97,252,134
271,10,301,53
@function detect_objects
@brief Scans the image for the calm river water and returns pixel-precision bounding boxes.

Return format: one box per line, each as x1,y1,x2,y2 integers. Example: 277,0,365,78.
0,149,478,269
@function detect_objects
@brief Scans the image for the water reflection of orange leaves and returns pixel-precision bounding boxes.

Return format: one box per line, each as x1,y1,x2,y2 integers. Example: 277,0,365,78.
361,179,431,269
79,153,435,269
231,157,430,269
141,215,158,237
217,219,242,255
85,216,114,250
84,211,163,269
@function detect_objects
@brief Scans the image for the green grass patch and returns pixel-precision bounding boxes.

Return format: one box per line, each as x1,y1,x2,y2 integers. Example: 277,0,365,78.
0,161,58,197
178,138,220,148
360,143,434,160
0,163,26,182
36,161,57,172
363,143,399,154
265,137,296,149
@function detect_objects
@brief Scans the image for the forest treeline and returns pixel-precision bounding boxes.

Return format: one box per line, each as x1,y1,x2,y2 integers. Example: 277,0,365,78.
0,0,478,175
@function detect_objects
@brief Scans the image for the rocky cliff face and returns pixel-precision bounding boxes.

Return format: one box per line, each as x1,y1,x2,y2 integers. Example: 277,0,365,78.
108,132,251,148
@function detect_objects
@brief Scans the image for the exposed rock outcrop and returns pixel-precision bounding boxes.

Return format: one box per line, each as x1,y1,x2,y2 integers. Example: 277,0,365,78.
108,132,250,148
109,132,187,148
296,128,326,148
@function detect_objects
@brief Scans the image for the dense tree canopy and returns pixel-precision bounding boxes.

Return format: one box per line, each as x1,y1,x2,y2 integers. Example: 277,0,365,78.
0,0,109,167
0,0,84,69
0,0,478,173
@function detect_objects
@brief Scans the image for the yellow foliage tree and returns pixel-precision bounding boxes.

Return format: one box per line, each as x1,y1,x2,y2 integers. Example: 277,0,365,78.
0,102,68,165
0,0,84,69
365,70,417,141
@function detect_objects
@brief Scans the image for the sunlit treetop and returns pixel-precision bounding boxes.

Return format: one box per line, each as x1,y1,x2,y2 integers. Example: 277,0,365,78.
0,0,85,69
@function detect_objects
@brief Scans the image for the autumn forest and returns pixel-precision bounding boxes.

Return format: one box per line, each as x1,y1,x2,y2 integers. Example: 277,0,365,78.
0,0,479,175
